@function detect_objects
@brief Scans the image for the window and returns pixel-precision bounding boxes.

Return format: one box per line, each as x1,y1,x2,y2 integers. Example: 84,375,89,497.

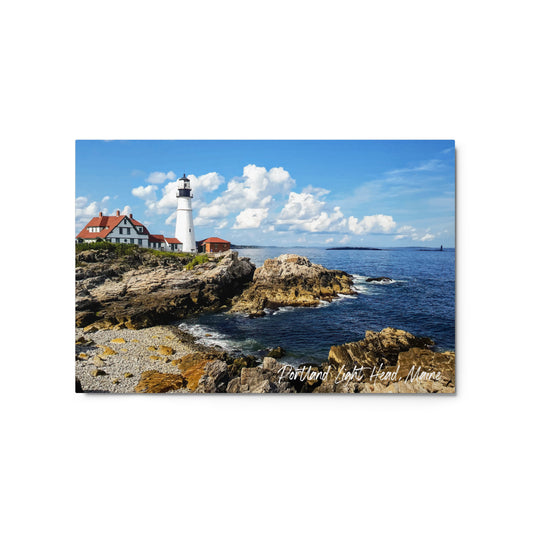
126,228,131,235
130,238,134,244
138,239,142,245
119,227,123,234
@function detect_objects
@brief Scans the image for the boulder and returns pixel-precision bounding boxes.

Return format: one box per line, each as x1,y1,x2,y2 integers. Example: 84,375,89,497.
176,352,218,391
134,371,187,393
195,360,230,393
231,254,354,316
267,346,286,359
227,357,297,393
317,328,454,393
365,277,393,283
158,345,175,356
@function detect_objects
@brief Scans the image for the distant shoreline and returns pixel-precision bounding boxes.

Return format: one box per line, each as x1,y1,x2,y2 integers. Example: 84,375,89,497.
231,244,455,251
326,246,381,251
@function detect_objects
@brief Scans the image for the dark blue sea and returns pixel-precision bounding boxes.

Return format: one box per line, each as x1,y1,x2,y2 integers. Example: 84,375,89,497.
179,247,455,365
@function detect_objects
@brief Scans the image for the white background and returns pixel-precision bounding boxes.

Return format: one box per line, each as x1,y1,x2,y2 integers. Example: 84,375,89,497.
1,1,532,532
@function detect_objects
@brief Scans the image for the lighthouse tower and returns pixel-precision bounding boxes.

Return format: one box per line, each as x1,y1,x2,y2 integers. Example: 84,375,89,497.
175,173,196,252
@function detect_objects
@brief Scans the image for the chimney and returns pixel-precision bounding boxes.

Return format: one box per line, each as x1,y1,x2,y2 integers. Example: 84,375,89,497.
129,213,133,219
116,209,120,216
99,211,103,217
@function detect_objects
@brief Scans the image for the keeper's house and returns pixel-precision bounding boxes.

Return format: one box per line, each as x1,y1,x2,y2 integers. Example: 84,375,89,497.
198,237,231,253
76,210,183,252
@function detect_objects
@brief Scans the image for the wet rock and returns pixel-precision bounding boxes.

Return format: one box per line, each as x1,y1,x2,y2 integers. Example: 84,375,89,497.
365,276,393,283
267,346,286,359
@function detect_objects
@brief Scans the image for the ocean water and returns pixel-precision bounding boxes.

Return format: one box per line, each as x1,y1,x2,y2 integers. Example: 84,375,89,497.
179,247,455,365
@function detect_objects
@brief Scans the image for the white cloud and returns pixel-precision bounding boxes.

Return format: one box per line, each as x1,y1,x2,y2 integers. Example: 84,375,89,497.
132,184,158,199
75,196,111,231
233,208,269,229
348,214,397,235
275,191,345,233
189,172,225,195
302,185,330,198
141,171,224,215
215,220,228,230
325,238,334,243
146,171,176,184
393,225,437,242
386,159,446,175
197,165,294,225
115,205,132,217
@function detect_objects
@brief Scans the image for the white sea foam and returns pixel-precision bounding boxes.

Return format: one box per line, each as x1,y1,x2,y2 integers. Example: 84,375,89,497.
178,322,237,352
349,273,404,293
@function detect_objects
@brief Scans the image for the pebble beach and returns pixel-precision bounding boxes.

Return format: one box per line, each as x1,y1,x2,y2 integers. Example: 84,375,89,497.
75,325,219,393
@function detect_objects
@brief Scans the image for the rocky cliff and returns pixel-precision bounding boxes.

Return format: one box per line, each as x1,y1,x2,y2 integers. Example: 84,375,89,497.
76,248,255,330
231,254,355,316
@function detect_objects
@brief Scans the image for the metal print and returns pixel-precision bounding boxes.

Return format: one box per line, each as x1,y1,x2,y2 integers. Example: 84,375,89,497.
75,140,455,393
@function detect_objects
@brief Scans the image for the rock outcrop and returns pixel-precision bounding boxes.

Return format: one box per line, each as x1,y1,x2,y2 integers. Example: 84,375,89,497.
76,249,254,330
226,357,299,393
315,328,455,393
231,254,354,316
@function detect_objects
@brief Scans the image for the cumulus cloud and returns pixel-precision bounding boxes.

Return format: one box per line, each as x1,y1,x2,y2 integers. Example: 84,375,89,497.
275,191,346,233
197,165,294,225
146,171,176,184
75,195,111,231
301,185,330,198
140,171,225,215
347,214,397,235
132,184,158,199
420,233,435,242
233,208,269,229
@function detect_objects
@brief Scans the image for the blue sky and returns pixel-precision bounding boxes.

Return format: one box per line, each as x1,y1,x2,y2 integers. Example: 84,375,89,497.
75,140,455,247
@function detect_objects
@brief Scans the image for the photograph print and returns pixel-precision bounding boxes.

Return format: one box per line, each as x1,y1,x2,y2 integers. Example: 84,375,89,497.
75,140,455,394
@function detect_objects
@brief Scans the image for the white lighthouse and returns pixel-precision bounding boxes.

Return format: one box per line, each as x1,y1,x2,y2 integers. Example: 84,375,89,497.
175,173,196,253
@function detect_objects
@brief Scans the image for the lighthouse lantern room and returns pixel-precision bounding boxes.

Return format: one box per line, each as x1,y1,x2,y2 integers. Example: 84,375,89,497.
175,173,197,253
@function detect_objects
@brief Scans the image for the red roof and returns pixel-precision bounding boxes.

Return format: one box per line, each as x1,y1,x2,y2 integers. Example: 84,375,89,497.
148,234,166,243
76,214,149,239
165,237,181,244
201,237,230,244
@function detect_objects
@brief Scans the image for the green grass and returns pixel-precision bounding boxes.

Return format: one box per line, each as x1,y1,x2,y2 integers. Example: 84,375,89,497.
185,254,209,270
75,241,197,261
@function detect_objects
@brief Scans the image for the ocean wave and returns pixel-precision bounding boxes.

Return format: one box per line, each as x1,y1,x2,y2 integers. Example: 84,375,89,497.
350,273,404,286
178,322,266,354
